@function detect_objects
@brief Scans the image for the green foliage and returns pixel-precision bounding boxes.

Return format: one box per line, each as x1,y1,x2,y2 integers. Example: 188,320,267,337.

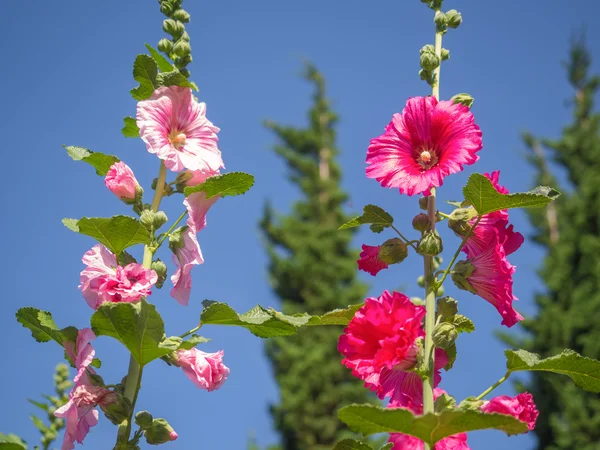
463,173,560,215
0,434,27,449
16,308,77,346
131,54,160,100
178,334,210,350
338,404,527,445
332,440,374,450
144,43,174,72
122,117,140,138
184,172,255,198
338,204,394,233
260,64,373,449
63,145,119,176
91,301,179,366
516,38,600,449
64,216,151,256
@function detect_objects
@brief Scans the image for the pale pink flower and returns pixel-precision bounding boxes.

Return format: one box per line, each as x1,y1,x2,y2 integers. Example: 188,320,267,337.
104,162,140,202
63,328,96,383
366,96,482,196
79,244,157,310
357,245,388,276
481,393,539,431
175,348,230,391
136,86,224,173
170,226,204,306
338,291,425,392
180,168,220,187
185,191,220,233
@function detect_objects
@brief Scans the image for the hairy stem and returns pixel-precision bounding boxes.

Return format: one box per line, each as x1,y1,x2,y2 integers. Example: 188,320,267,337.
156,209,188,248
476,372,510,400
180,322,203,339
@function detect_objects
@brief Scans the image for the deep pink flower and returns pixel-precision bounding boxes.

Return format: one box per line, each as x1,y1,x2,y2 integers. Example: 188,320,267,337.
462,171,524,258
79,244,157,310
175,348,230,391
136,86,224,173
366,96,482,196
357,245,389,276
171,226,204,306
104,162,140,202
481,393,539,431
338,291,425,392
64,328,96,383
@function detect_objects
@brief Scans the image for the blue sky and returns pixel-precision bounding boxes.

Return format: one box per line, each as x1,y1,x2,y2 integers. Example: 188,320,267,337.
1,1,599,449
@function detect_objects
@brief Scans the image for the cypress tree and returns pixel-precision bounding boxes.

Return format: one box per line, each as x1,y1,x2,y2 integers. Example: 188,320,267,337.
260,64,372,450
520,37,600,450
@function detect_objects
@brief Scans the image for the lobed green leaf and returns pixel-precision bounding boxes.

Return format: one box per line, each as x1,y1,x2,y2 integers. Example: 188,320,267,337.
122,117,140,138
157,71,193,89
63,145,119,176
69,216,151,256
184,172,255,199
16,308,75,346
339,205,394,231
131,54,159,100
144,43,174,72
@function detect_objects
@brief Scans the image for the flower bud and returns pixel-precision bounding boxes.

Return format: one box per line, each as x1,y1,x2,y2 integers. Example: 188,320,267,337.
151,259,167,289
433,255,443,270
173,9,191,23
157,38,173,54
99,392,131,425
412,213,431,233
153,211,168,229
435,284,445,298
378,238,409,265
434,11,447,32
140,210,156,229
180,31,191,42
451,93,474,108
417,231,443,256
420,51,440,71
416,275,425,288
419,44,435,55
159,1,173,15
437,296,458,319
419,196,429,210
163,19,184,37
87,373,106,387
180,68,191,78
105,162,142,205
446,9,462,28
441,48,450,61
451,261,476,293
134,411,154,429
173,39,191,58
449,207,477,222
433,322,458,349
144,418,178,445
168,226,186,252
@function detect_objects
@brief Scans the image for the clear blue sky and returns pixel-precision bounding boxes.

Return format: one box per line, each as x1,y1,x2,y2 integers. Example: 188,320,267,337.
1,1,599,449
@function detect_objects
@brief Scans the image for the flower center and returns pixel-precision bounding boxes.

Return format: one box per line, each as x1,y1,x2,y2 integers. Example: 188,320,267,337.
417,148,438,170
169,132,187,148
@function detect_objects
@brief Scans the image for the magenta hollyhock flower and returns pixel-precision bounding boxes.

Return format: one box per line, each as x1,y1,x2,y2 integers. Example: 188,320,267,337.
104,161,141,203
481,393,539,431
357,244,389,276
79,244,157,310
366,96,482,196
338,291,425,391
171,226,204,306
454,241,523,327
175,348,230,391
136,86,224,173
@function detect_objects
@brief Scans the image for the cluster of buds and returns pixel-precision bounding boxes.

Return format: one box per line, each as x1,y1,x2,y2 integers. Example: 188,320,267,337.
157,0,192,77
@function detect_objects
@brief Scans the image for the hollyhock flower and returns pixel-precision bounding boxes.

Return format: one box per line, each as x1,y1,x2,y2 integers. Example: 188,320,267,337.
461,171,524,258
170,226,204,306
175,348,230,391
79,244,158,310
63,328,96,383
357,244,389,276
366,96,482,196
104,161,141,203
177,167,220,188
338,291,425,391
452,241,523,327
481,393,539,431
136,86,224,173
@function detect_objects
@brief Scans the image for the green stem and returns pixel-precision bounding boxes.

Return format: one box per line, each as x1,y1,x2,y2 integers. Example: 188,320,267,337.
391,225,418,250
118,161,167,444
157,209,188,248
180,322,203,339
436,215,482,286
476,372,510,400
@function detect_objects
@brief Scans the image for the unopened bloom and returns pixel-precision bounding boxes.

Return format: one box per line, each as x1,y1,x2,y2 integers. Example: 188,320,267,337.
481,393,539,431
104,161,141,203
366,96,482,196
136,86,224,173
79,244,157,310
357,244,389,276
175,348,229,391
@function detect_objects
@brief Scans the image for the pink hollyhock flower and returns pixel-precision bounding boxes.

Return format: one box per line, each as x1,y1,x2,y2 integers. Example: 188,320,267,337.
136,86,224,173
357,245,389,276
175,348,230,391
185,191,220,233
462,171,524,258
170,226,204,306
481,393,539,431
104,161,141,203
338,291,426,391
178,167,220,187
79,244,157,310
366,96,482,196
63,328,96,383
453,241,523,327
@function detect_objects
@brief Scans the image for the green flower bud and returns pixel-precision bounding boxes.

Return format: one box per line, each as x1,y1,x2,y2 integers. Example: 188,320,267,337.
144,418,178,445
434,11,447,32
140,210,155,229
437,296,458,319
419,44,435,55
159,2,173,15
458,396,485,411
433,322,458,349
177,54,192,66
435,284,445,298
163,19,184,38
433,255,443,270
100,393,132,425
441,48,450,61
450,93,474,108
445,9,462,28
151,259,167,289
135,411,154,429
412,213,431,233
157,38,173,54
173,9,191,23
153,211,168,229
419,196,429,210
416,275,425,288
378,238,409,264
173,39,191,58
168,226,187,252
180,31,191,42
420,51,440,71
449,207,477,222
451,260,476,293
417,231,443,257
180,68,191,78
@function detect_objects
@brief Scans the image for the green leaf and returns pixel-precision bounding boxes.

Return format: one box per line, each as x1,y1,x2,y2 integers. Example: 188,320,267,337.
91,301,174,366
62,218,79,232
505,349,600,392
306,304,363,325
184,172,255,199
29,416,46,433
63,145,119,176
91,358,102,369
178,335,211,350
157,71,193,89
339,205,394,231
130,54,159,101
332,439,374,450
27,400,49,412
463,173,560,215
144,43,174,72
0,433,27,448
452,314,475,333
0,444,26,450
444,344,457,371
338,404,528,445
16,308,75,347
122,117,140,138
74,216,151,256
